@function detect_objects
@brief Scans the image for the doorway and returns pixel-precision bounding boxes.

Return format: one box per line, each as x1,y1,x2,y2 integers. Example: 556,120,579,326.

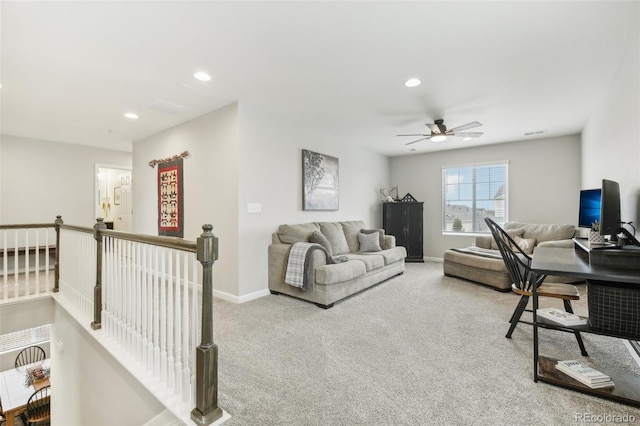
95,164,133,232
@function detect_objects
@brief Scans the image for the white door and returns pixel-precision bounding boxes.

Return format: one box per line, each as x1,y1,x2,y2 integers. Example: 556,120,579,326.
114,173,132,232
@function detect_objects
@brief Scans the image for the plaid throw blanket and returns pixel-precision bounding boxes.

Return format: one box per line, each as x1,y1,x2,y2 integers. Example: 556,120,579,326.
285,242,339,291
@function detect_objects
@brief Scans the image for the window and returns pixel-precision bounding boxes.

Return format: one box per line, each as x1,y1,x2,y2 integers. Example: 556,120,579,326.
442,162,508,233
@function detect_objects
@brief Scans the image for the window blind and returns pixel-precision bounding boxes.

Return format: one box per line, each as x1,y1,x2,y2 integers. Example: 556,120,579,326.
442,162,509,233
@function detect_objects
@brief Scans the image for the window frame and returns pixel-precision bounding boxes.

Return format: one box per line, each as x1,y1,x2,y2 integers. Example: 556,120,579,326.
441,161,509,234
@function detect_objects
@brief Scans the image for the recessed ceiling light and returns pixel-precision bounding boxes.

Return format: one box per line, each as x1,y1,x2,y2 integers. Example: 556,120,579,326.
124,112,139,120
193,71,211,82
404,78,421,88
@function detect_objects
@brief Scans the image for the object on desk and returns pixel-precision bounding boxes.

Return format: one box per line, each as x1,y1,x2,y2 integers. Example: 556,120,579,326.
24,365,50,387
588,229,605,245
537,308,588,326
555,360,614,388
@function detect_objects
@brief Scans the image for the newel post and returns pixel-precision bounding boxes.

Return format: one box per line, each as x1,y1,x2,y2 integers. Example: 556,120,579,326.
91,218,107,330
191,224,223,426
53,215,63,293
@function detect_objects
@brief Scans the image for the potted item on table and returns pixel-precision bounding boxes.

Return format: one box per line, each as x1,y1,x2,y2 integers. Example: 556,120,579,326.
589,221,605,245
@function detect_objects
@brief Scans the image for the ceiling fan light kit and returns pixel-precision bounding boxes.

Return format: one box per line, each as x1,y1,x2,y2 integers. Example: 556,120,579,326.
397,118,483,145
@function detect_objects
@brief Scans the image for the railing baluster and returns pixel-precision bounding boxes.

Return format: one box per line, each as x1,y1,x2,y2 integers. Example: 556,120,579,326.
1,219,221,423
191,224,223,425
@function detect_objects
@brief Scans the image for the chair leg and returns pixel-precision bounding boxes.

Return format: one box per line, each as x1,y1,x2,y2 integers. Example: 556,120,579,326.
563,300,589,356
506,295,529,338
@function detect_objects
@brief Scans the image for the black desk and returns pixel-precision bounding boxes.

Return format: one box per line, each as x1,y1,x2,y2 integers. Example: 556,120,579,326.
531,246,640,407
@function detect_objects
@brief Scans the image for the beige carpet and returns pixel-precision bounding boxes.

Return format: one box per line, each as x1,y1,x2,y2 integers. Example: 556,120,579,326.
212,262,640,425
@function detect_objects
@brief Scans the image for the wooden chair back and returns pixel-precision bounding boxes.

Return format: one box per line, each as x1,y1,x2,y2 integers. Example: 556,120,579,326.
484,217,546,293
25,385,51,425
15,345,46,369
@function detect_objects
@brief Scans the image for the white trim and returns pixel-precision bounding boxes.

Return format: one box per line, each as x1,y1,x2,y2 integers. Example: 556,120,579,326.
424,257,443,263
213,288,270,304
441,159,510,170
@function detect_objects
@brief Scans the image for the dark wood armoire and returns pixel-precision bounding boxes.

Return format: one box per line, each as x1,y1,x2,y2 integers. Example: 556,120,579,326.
382,201,424,262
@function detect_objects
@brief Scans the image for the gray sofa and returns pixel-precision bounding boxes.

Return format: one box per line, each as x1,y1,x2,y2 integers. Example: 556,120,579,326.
443,222,579,291
268,220,407,308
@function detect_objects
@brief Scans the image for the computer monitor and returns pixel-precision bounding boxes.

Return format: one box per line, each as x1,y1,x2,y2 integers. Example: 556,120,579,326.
599,179,621,238
578,188,601,228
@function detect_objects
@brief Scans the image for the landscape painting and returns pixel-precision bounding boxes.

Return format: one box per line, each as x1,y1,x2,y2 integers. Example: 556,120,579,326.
302,149,339,211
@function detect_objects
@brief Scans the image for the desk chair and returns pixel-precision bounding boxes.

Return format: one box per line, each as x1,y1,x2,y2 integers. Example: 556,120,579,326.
484,217,588,356
24,385,51,426
15,346,46,369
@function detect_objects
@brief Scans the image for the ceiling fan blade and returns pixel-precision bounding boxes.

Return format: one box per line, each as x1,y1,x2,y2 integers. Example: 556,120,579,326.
447,121,482,133
425,123,440,133
450,132,484,138
397,133,429,137
404,137,430,145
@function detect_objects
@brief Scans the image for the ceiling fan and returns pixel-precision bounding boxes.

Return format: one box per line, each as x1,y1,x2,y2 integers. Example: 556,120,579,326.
398,119,483,145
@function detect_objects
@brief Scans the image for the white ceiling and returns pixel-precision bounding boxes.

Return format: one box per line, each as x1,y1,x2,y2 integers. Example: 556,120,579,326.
1,1,638,156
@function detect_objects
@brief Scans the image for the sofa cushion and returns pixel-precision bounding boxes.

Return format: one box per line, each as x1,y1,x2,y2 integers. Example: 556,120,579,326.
315,260,367,285
505,222,575,243
361,229,388,250
345,253,385,272
444,249,510,272
278,223,320,244
490,228,524,250
358,232,382,252
319,222,350,255
310,231,333,256
514,236,536,254
340,221,367,252
362,246,406,265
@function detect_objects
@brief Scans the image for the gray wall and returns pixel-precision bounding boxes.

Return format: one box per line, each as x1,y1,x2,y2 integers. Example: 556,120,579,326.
131,101,391,300
0,135,131,226
581,29,640,225
389,135,581,259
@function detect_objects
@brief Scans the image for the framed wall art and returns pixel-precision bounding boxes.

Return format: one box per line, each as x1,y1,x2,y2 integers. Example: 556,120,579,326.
157,158,184,238
302,149,339,211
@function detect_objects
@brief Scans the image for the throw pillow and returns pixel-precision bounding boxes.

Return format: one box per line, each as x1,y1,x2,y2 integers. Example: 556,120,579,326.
277,223,320,244
360,229,388,250
310,231,333,256
490,228,524,250
318,222,351,255
513,236,536,254
358,231,382,252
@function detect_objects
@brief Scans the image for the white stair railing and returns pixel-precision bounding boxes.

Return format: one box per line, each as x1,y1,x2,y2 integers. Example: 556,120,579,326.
3,216,223,425
102,234,201,403
0,223,56,302
58,225,96,319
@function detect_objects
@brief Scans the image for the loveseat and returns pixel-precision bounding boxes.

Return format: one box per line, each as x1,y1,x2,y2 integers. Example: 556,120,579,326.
443,222,579,291
268,220,407,308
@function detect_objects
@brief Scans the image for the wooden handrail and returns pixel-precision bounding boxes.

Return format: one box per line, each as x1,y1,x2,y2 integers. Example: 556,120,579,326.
5,216,221,423
0,223,55,230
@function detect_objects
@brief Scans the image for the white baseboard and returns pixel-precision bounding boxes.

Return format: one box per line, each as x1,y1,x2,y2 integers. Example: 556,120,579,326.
424,256,443,263
213,288,270,304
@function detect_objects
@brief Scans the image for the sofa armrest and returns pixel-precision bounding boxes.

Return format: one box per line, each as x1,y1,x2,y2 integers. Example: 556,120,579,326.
475,235,492,249
268,243,330,287
537,239,574,249
384,234,396,249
